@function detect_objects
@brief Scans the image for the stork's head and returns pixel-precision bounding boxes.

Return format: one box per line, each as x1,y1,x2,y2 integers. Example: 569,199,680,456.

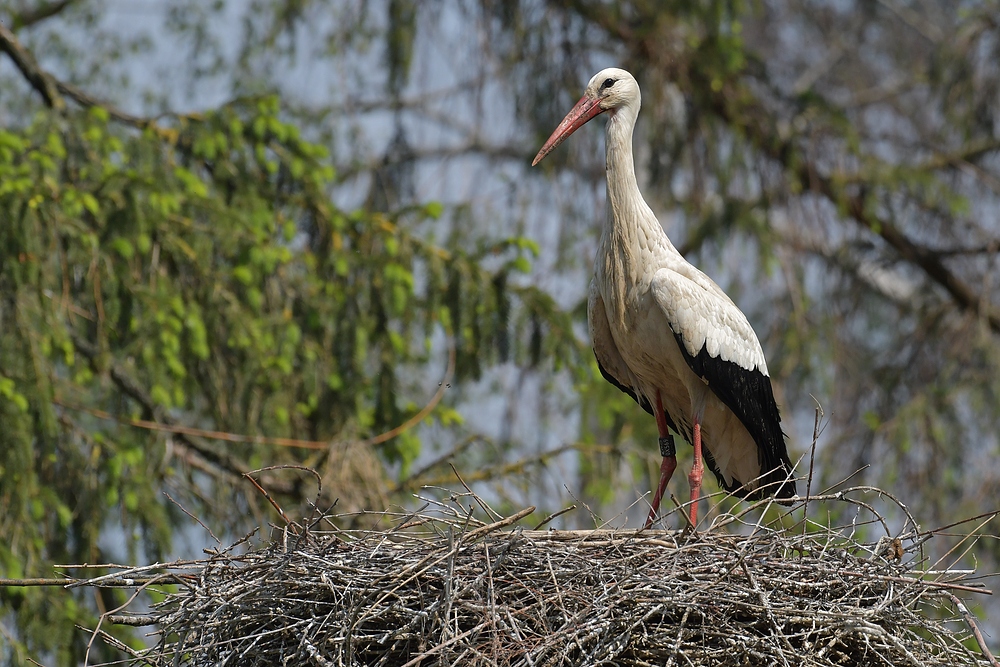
531,67,640,166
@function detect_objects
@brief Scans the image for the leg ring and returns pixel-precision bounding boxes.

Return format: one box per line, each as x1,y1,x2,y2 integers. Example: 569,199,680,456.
658,435,675,458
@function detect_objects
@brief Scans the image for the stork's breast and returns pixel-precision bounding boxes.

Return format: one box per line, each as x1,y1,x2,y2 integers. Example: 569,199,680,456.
610,290,688,386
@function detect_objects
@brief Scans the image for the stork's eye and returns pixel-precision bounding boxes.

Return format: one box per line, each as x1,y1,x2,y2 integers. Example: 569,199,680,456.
601,78,615,90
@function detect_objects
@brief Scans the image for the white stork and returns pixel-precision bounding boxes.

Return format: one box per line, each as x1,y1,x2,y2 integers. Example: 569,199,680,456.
532,68,796,528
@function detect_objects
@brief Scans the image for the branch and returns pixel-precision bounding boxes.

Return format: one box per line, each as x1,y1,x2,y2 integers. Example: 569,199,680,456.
60,336,454,452
0,20,174,136
875,0,944,43
68,333,299,495
9,0,78,29
919,138,1000,172
944,592,1000,667
0,20,64,110
739,113,1000,332
760,148,1000,331
54,78,153,128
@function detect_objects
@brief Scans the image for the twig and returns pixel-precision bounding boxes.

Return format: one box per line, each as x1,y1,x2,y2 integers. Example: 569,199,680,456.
57,334,455,451
0,575,190,587
243,472,293,527
450,463,502,521
104,615,157,627
163,491,220,545
533,505,577,530
803,401,823,538
944,592,1000,667
9,0,78,29
363,338,455,446
462,506,535,542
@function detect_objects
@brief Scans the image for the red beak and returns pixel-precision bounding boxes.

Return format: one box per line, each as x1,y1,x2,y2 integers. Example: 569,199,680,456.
531,95,605,166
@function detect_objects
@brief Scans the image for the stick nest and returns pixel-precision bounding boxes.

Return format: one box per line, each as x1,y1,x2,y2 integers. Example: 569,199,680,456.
101,488,995,666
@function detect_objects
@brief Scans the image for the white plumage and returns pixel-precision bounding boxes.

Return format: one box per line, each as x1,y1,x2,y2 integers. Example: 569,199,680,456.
533,68,796,527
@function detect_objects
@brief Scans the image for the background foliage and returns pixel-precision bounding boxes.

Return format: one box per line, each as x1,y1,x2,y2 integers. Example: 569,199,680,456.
1,0,998,663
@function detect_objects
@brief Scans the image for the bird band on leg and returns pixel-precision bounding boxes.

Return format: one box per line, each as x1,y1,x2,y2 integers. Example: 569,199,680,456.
658,435,675,458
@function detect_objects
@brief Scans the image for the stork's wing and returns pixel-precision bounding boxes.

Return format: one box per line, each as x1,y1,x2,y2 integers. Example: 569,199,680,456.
588,280,678,432
650,268,796,499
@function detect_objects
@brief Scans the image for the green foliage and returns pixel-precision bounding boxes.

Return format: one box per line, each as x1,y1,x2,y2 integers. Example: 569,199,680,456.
0,93,575,666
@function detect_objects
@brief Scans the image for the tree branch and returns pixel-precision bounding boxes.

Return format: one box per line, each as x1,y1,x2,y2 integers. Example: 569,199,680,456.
69,333,297,496
720,97,1000,333
54,78,152,127
0,20,171,135
944,592,1000,667
9,0,79,29
0,20,64,110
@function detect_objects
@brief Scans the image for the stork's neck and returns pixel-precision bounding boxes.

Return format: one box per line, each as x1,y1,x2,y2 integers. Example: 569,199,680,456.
601,105,673,259
604,106,642,214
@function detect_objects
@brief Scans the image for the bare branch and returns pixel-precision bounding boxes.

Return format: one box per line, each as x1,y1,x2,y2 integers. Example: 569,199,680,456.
0,20,174,136
945,592,1000,667
0,21,64,110
53,78,152,128
10,0,78,29
875,0,945,43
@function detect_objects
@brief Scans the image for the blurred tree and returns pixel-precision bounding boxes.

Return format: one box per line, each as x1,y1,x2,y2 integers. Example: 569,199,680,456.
0,3,576,663
2,0,999,662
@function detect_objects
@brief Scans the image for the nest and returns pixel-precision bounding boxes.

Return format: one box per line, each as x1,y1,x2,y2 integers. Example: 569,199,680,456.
93,487,996,666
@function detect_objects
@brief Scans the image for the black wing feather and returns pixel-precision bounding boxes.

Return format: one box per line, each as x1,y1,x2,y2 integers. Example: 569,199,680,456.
595,349,751,498
671,332,796,501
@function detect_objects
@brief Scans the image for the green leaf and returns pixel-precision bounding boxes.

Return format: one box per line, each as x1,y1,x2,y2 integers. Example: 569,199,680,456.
110,237,134,259
510,256,532,273
232,266,254,285
423,201,444,219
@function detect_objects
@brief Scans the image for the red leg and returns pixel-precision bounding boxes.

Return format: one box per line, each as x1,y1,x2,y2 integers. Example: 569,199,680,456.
688,417,704,526
645,451,676,529
644,390,677,529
